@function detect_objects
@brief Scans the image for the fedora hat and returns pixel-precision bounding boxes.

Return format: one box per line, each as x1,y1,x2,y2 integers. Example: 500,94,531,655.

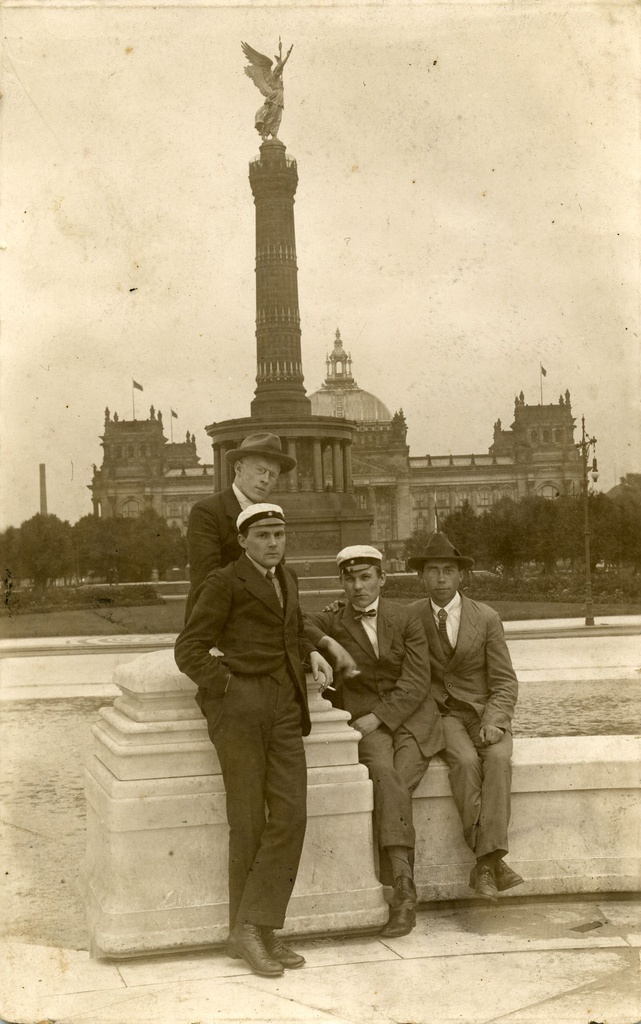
225,432,296,472
406,531,475,572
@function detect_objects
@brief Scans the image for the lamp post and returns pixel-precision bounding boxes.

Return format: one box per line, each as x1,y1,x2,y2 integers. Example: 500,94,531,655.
575,416,599,626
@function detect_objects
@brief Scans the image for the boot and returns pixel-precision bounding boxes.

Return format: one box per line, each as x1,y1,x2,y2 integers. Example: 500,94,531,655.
227,922,284,977
494,859,524,892
473,863,498,902
380,876,417,937
263,928,305,969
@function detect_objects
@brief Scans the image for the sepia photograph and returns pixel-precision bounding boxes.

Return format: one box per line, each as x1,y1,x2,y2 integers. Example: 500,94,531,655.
1,1,640,1022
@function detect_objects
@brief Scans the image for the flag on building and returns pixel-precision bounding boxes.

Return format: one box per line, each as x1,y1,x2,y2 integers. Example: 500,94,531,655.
540,365,547,377
171,409,178,419
133,380,143,391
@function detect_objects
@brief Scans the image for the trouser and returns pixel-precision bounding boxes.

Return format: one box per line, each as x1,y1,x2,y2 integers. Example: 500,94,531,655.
358,723,431,882
440,706,513,859
201,674,308,931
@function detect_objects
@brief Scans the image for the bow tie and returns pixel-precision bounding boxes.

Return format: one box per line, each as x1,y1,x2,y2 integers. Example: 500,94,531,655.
353,608,376,621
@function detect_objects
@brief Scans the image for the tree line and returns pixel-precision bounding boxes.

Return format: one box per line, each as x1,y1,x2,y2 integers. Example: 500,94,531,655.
0,511,187,588
2,477,640,589
405,483,641,574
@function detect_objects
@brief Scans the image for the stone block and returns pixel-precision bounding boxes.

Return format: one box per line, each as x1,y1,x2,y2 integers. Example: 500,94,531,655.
81,649,387,958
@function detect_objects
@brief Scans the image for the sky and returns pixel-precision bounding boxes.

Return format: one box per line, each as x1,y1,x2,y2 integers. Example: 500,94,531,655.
1,0,639,529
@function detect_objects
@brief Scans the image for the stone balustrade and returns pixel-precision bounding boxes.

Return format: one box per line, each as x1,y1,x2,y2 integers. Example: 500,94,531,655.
80,650,641,959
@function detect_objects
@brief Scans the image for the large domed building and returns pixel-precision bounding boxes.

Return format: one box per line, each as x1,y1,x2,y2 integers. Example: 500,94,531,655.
89,329,584,555
310,329,392,423
309,328,411,543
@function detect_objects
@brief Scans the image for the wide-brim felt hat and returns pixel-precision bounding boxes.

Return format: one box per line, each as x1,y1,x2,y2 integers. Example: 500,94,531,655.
225,432,296,472
406,531,475,571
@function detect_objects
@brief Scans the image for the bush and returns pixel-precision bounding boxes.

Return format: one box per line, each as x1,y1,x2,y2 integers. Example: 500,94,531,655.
3,584,164,615
383,570,641,604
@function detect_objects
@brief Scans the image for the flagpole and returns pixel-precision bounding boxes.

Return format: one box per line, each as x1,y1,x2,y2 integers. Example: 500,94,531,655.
132,381,135,420
170,412,173,443
540,367,542,405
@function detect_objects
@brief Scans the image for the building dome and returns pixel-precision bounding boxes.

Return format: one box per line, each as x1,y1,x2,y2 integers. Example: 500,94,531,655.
309,328,392,423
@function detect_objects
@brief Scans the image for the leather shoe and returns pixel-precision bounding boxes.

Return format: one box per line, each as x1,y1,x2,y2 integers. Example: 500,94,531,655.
494,859,524,892
263,929,305,969
473,863,498,902
380,876,417,937
227,923,284,977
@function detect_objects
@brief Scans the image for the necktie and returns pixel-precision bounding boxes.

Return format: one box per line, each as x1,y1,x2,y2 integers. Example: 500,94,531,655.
437,608,454,657
353,608,376,621
266,568,284,609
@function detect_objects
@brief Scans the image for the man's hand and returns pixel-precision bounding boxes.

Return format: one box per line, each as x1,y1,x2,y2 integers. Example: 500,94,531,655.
352,713,381,737
318,636,360,678
310,651,333,692
322,598,346,614
479,724,504,746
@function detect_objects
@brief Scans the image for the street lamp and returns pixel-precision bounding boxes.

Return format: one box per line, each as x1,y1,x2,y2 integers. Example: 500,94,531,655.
575,415,599,626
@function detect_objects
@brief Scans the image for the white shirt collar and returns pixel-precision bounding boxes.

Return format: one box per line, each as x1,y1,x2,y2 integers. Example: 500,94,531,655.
232,481,253,510
246,553,271,577
351,597,380,616
430,591,461,618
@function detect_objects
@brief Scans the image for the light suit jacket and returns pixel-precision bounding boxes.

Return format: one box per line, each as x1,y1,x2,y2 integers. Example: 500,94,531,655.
308,599,444,757
411,594,518,732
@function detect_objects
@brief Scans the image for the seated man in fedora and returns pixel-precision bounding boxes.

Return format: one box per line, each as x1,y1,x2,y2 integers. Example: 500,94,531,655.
409,532,522,902
185,433,294,619
308,545,444,936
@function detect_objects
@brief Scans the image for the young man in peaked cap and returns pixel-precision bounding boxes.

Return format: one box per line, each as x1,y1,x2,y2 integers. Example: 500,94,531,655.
307,545,444,937
185,433,296,619
409,531,523,902
175,503,333,977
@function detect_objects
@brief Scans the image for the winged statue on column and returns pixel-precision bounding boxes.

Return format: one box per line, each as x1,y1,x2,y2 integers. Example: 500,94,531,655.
241,39,293,141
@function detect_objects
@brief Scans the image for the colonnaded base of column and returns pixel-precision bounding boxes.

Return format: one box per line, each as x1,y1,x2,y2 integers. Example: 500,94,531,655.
79,649,388,959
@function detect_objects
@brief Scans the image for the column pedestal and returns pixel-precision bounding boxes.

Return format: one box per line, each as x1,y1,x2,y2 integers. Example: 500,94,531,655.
80,649,387,958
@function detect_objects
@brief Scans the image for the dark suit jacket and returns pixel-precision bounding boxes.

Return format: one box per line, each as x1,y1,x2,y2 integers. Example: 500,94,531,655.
175,553,315,735
185,487,243,618
308,599,444,757
412,594,518,732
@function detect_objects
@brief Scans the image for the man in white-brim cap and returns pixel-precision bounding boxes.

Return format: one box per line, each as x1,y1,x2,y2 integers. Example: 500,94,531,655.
306,544,444,937
176,502,333,977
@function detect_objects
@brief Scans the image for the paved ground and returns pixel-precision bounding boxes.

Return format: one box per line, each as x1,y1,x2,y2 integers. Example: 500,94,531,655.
1,897,640,1024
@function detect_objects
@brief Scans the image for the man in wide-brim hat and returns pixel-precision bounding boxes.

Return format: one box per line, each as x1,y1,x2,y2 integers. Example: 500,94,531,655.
185,432,296,618
409,532,523,903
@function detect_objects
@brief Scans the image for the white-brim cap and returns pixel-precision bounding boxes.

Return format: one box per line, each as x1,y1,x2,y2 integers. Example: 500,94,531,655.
337,545,383,572
237,503,286,532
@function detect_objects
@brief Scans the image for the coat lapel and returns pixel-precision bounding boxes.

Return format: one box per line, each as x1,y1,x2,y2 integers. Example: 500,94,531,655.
222,486,242,528
236,553,283,618
341,602,378,659
448,595,481,669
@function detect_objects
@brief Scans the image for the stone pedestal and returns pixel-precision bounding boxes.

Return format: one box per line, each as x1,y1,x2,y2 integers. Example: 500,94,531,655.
80,650,387,958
